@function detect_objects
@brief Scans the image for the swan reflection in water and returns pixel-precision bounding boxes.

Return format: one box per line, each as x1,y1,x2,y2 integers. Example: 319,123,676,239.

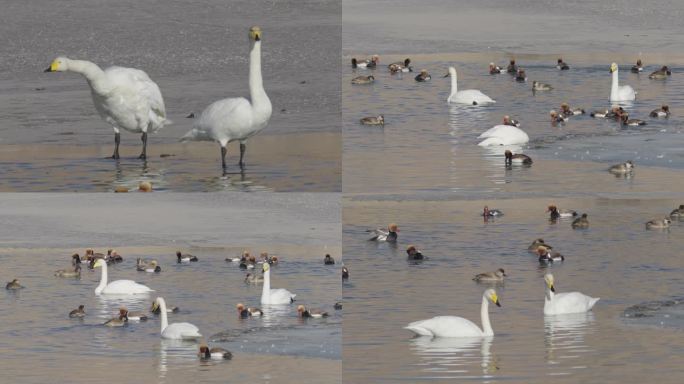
409,336,497,378
157,339,201,379
544,312,595,366
111,160,167,191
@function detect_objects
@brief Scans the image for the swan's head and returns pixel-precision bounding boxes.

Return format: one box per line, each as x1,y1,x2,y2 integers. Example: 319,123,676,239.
151,300,160,313
262,263,270,273
544,274,555,292
445,67,456,77
484,289,501,307
44,57,69,72
249,26,262,42
92,259,105,268
388,223,399,232
610,63,619,73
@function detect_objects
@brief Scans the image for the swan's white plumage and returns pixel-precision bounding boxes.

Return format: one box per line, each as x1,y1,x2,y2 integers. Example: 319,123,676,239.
93,259,153,295
447,67,495,105
544,274,599,315
609,63,636,102
261,264,296,305
477,125,529,146
156,297,202,340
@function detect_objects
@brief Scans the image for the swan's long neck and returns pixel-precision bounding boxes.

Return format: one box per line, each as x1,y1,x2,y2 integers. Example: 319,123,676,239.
610,70,619,100
480,294,494,336
249,41,271,114
95,262,107,295
158,298,168,333
450,73,458,98
545,287,555,301
66,59,109,95
261,269,271,303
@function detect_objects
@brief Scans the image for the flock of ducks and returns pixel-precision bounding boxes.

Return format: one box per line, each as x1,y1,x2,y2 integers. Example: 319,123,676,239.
44,26,272,172
6,248,343,360
352,55,674,169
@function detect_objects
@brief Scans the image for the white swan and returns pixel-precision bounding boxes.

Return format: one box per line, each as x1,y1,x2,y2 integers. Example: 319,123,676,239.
477,125,529,146
405,289,501,338
44,57,169,159
446,67,495,105
181,26,272,170
155,297,202,340
261,263,296,305
544,274,599,315
609,63,636,102
93,259,153,295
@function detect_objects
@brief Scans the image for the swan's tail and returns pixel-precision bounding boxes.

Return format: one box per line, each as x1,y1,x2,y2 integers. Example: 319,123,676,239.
180,128,212,142
404,324,433,337
182,332,202,340
477,138,504,147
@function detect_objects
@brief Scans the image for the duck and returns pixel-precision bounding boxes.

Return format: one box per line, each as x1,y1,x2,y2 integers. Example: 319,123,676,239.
537,247,565,264
155,297,202,340
489,63,502,74
414,69,431,82
543,274,599,315
69,305,86,318
107,249,123,263
631,59,643,73
482,205,503,217
649,65,671,79
506,59,518,74
473,268,506,282
334,302,343,310
550,110,568,124
324,254,336,265
590,108,611,118
669,204,684,219
44,57,169,159
388,58,412,73
609,63,636,102
560,103,585,116
137,259,161,273
342,266,349,280
571,213,589,229
504,150,532,165
405,289,501,337
621,115,647,126
55,264,82,278
532,81,552,91
176,251,198,263
180,26,271,171
244,273,264,285
502,115,521,127
351,75,375,85
556,58,569,70
649,105,670,118
126,309,149,321
93,258,153,295
529,238,553,253
261,263,296,305
360,115,384,126
477,125,529,146
151,300,179,314
199,345,233,360
240,255,257,270
237,303,263,317
367,223,399,242
71,253,83,266
351,55,379,69
515,68,527,82
104,309,128,327
5,279,23,290
646,218,672,229
406,245,424,260
547,205,577,220
609,161,634,175
445,67,495,105
297,305,329,318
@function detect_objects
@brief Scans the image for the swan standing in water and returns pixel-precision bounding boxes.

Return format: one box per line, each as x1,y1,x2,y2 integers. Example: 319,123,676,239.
44,57,169,159
93,259,153,295
445,67,495,105
405,289,501,337
477,125,529,146
261,263,296,305
155,297,202,340
181,26,272,171
544,274,599,315
609,63,636,102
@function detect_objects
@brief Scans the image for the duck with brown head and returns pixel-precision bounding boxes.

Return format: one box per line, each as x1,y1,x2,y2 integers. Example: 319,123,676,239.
367,223,398,242
199,345,233,360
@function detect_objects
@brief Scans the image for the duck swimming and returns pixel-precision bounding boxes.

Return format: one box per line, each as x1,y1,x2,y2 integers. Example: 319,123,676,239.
547,205,577,220
152,300,179,314
515,68,527,82
237,303,263,317
550,110,568,124
69,305,86,318
631,59,643,73
648,65,671,79
244,273,264,285
388,58,412,73
502,115,521,127
669,204,684,219
649,105,670,118
529,238,552,253
571,213,589,229
104,309,128,327
137,258,161,273
646,218,671,229
55,264,82,278
473,268,506,282
537,247,565,264
621,114,646,126
324,254,335,265
176,251,198,263
560,103,585,116
297,305,329,318
5,279,23,290
360,115,384,126
504,150,532,165
483,206,503,217
351,75,375,85
351,55,379,69
342,266,349,280
414,69,431,82
489,63,502,74
406,245,424,260
367,224,399,242
556,58,569,70
609,161,634,175
506,59,518,74
532,81,552,91
199,345,233,360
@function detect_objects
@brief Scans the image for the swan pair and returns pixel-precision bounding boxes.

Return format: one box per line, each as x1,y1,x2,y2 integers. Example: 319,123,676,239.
405,275,598,338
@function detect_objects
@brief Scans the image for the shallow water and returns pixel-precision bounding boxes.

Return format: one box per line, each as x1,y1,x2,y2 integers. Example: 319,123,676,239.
0,0,341,192
343,198,684,383
0,194,341,383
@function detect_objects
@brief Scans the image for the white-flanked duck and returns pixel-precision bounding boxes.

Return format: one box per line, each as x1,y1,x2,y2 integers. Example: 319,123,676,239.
547,205,577,220
505,150,532,165
645,218,671,229
176,251,198,263
489,63,502,74
388,58,412,73
571,213,589,229
482,206,503,217
351,55,379,69
199,345,233,360
649,65,671,79
137,258,161,273
506,59,518,74
537,247,565,264
367,224,399,242
621,115,646,126
473,268,506,282
556,58,569,70
360,115,384,126
351,75,375,85
502,115,521,127
515,68,527,82
560,103,585,116
445,67,495,105
69,305,86,318
609,63,636,102
543,274,599,315
297,305,329,318
237,303,263,317
631,59,643,73
669,204,684,219
609,161,634,175
415,69,431,82
649,105,670,118
406,245,425,260
532,81,552,91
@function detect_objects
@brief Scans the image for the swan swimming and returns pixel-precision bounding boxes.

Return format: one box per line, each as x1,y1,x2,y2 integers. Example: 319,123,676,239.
261,263,296,305
44,57,170,159
405,289,501,338
181,26,272,171
609,63,636,102
93,259,153,295
544,274,599,315
445,67,495,105
477,125,529,146
155,297,202,340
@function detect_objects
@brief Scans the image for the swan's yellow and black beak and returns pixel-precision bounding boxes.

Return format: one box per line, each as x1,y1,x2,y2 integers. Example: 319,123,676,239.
547,281,556,292
44,60,59,72
609,63,618,73
491,292,501,307
249,26,262,42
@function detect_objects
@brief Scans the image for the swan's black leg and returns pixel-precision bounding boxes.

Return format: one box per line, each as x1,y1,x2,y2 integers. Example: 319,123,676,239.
238,143,246,168
221,146,227,170
138,132,147,159
111,132,121,159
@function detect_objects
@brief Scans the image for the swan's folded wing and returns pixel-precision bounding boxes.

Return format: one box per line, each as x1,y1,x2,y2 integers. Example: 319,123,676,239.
555,292,599,312
105,67,168,129
405,316,482,337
